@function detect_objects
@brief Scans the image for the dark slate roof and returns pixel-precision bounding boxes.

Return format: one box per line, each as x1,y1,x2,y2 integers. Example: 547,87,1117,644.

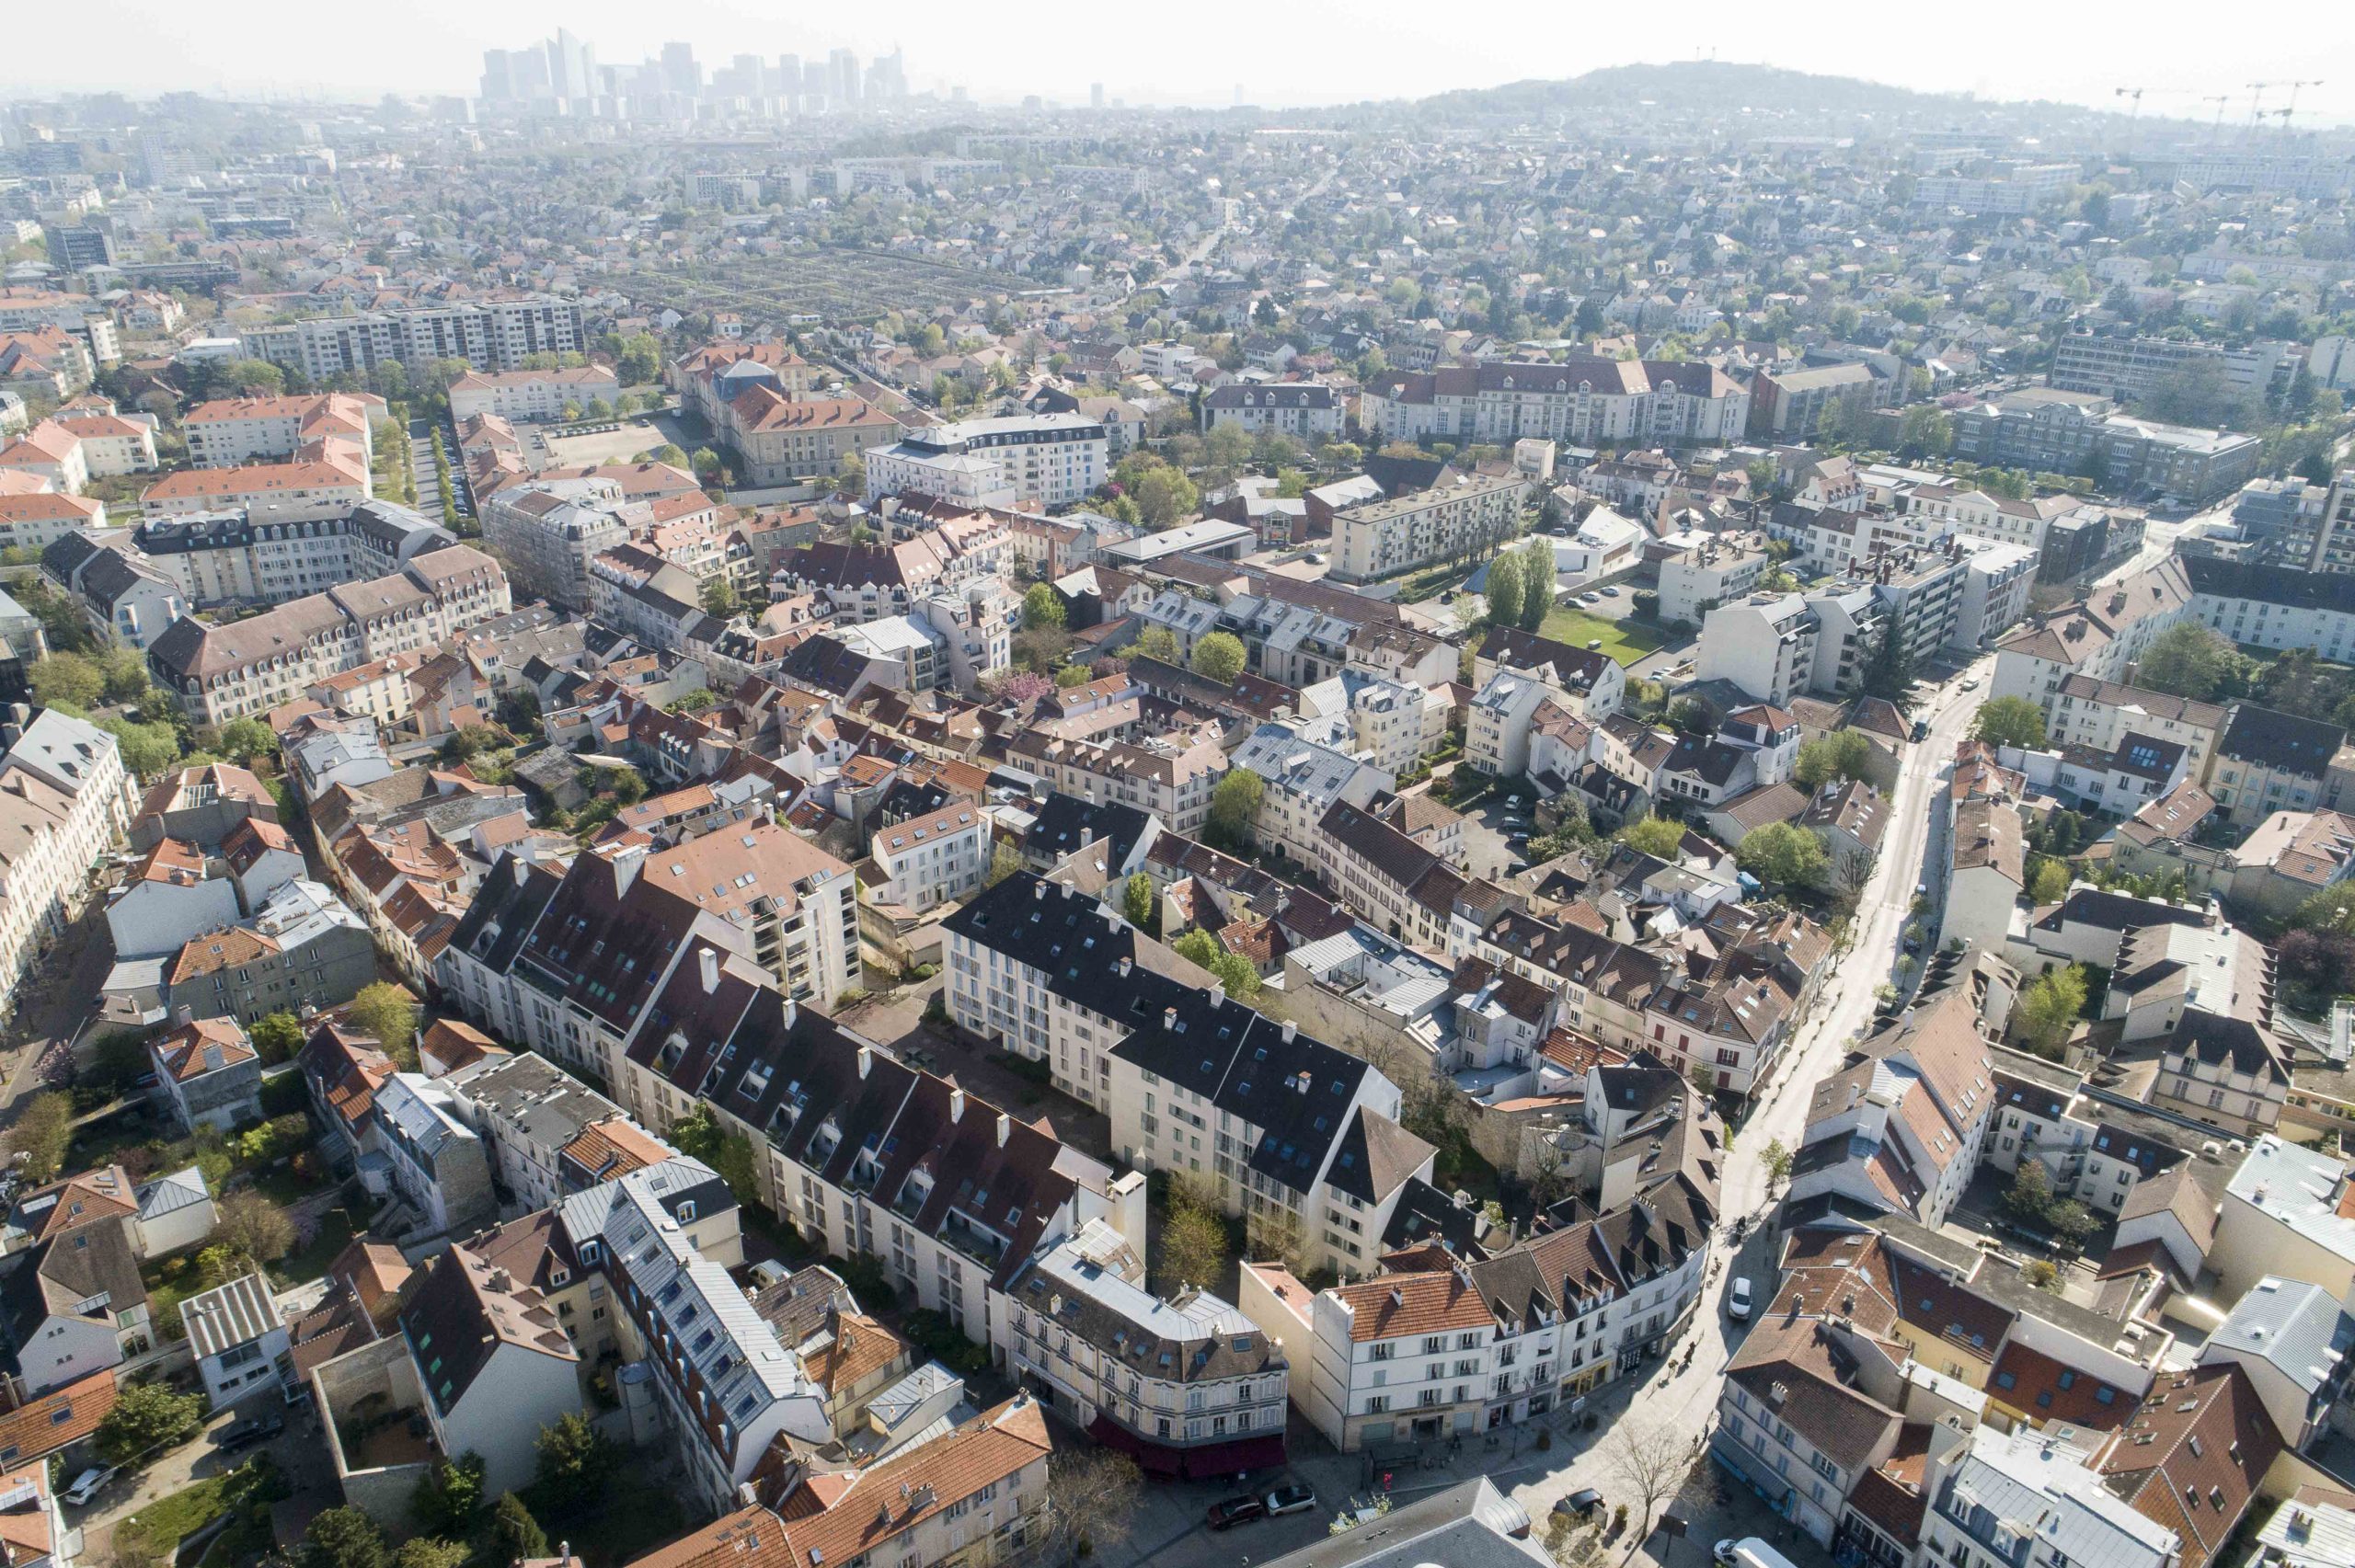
2220,704,2347,778
2184,555,2355,615
1109,987,1371,1196
1361,453,1449,496
1022,793,1159,872
2033,888,2211,936
446,853,566,978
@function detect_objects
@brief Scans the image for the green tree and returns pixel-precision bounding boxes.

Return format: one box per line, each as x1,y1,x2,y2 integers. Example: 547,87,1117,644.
1483,551,1524,630
1794,729,1876,788
1207,768,1263,852
1761,1139,1794,1184
1121,872,1156,935
698,575,740,619
1862,609,1912,702
393,1540,469,1568
2137,623,2248,703
1152,1176,1230,1295
299,1508,388,1568
668,1106,761,1211
217,1190,295,1264
1736,821,1829,890
983,840,1022,888
217,716,276,763
98,645,152,704
1189,631,1246,685
4,1093,73,1183
1896,405,1954,459
100,717,183,777
1131,464,1199,529
1021,583,1066,631
1973,696,2047,750
28,652,104,710
1514,541,1555,631
1132,626,1181,665
95,1380,205,1465
344,982,419,1064
649,442,690,467
409,1453,487,1538
487,1494,549,1563
1619,815,1685,858
250,1012,304,1063
2016,964,2089,1057
2030,859,2073,905
532,1413,616,1514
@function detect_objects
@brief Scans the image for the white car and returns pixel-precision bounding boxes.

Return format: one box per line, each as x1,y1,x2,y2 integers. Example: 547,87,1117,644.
1727,1277,1753,1322
62,1469,112,1507
1959,676,1981,691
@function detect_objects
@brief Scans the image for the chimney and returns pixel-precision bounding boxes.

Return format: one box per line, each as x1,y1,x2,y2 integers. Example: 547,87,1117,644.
698,946,719,994
950,1088,966,1123
1281,1019,1297,1043
783,998,798,1030
857,1046,872,1080
1118,956,1132,978
1163,1006,1178,1030
171,1003,194,1027
996,1111,1012,1148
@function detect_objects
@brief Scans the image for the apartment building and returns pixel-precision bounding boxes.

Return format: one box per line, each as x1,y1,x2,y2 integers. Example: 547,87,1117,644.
1952,388,2261,506
867,803,989,914
141,459,372,523
994,1218,1288,1474
2188,555,2355,660
942,871,1217,1111
479,478,633,611
38,533,190,651
1657,535,1769,624
373,1071,496,1235
1991,558,2194,710
446,366,621,424
1005,726,1226,837
1786,988,1996,1230
866,414,1107,510
1329,472,1528,584
2048,333,2297,407
238,296,588,379
2047,678,2226,784
1200,383,1342,441
2209,705,2355,829
132,506,443,609
182,394,383,469
718,385,901,486
0,711,132,1022
1227,722,1393,864
0,491,103,555
1749,363,1881,441
1360,359,1747,448
667,340,822,426
145,546,511,725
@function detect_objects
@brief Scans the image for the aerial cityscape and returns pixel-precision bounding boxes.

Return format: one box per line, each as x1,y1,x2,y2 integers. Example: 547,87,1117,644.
5,16,2355,1568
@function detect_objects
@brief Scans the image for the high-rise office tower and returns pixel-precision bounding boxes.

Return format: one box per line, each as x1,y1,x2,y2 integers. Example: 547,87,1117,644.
480,49,517,101
1091,82,1104,109
547,29,594,102
775,54,801,110
661,42,702,97
830,49,860,106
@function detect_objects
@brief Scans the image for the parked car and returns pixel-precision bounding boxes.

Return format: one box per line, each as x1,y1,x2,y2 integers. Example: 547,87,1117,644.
1587,638,1604,651
1728,1277,1753,1321
1264,1483,1317,1516
61,1469,112,1507
1555,1488,1605,1518
216,1413,283,1451
1207,1495,1267,1530
1602,586,1621,597
1580,591,1602,605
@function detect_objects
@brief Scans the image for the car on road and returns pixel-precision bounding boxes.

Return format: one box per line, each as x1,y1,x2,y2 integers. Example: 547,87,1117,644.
61,1469,112,1507
1728,1277,1753,1321
1264,1483,1317,1516
1911,720,1929,742
1207,1495,1267,1530
1554,1488,1605,1518
1959,677,1981,691
216,1413,283,1451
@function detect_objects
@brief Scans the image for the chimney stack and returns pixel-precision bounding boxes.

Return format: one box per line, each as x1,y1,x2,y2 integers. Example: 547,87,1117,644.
698,946,719,994
1163,1006,1178,1030
996,1111,1012,1149
950,1088,966,1123
171,1003,194,1027
1281,1019,1297,1043
857,1046,872,1080
782,998,797,1030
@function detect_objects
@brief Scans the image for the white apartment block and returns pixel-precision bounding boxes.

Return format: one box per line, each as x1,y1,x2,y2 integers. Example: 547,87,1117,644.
867,414,1107,510
1657,537,1769,625
1005,727,1227,838
238,297,588,380
446,367,622,424
182,394,381,469
0,711,132,1022
480,479,634,611
141,461,371,523
1228,721,1392,865
867,803,990,915
1361,360,1749,450
1330,473,1528,584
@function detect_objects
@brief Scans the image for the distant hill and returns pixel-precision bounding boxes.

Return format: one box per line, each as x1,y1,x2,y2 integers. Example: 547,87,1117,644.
1396,60,2062,123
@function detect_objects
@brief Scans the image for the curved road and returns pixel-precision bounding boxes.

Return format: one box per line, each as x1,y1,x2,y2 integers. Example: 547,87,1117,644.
1501,654,1993,1533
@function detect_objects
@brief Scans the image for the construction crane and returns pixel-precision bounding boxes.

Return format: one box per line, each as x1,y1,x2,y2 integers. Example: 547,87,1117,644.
2116,86,2145,120
2203,94,2233,139
2246,82,2278,135
2278,79,2325,132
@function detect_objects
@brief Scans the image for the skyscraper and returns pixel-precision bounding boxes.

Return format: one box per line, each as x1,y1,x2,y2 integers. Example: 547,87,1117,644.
547,29,594,103
1091,82,1104,109
661,41,701,97
829,49,860,107
776,54,801,110
480,49,517,102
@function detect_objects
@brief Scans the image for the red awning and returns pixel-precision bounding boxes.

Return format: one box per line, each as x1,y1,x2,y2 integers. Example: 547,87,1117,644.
1178,1434,1288,1480
1083,1418,1282,1480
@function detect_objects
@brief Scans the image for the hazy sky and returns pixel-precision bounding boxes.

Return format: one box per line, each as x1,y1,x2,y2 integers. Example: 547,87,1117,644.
10,0,2355,127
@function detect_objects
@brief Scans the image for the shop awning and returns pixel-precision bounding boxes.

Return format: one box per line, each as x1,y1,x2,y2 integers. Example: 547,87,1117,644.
1083,1418,1283,1481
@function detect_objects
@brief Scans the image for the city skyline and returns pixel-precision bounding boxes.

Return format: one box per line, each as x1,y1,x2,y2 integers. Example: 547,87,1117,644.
7,0,2355,127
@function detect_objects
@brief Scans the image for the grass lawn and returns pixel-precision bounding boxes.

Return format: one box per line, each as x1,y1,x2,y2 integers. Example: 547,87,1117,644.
113,1470,237,1558
271,1207,354,1288
1536,606,1667,667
